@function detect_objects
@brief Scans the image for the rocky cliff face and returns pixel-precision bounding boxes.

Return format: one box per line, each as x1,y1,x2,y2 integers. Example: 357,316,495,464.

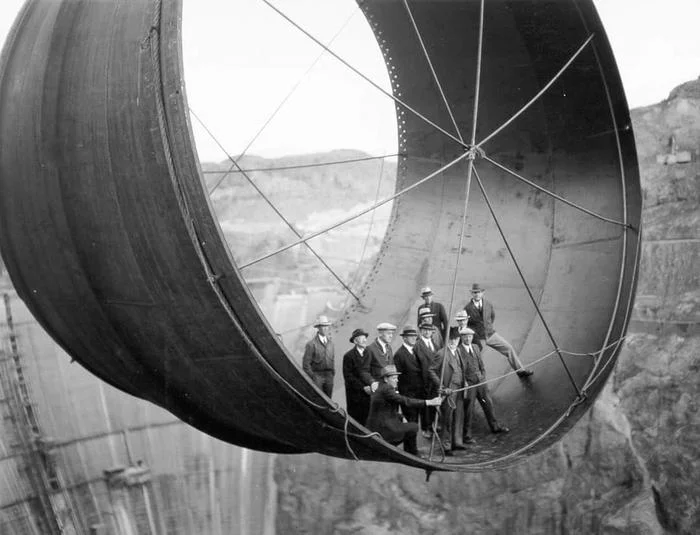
273,78,700,534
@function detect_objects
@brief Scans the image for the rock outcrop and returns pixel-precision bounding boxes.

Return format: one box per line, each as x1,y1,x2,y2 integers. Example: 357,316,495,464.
274,77,700,533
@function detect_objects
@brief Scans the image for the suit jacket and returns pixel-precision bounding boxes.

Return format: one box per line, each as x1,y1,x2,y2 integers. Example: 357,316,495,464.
416,301,448,340
414,337,440,394
393,345,432,398
461,343,486,384
365,382,425,444
342,346,373,422
302,335,335,376
366,339,394,381
429,347,468,392
342,346,373,397
465,299,496,342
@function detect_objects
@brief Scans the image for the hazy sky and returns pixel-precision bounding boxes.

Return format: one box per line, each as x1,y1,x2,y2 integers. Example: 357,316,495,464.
1,0,699,160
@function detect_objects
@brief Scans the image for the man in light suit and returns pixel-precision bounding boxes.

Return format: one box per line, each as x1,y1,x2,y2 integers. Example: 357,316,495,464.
464,283,533,378
429,327,469,455
393,326,432,455
459,327,509,442
302,315,336,396
366,322,396,381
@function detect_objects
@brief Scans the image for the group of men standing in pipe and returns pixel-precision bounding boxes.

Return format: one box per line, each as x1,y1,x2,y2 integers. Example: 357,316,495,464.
301,283,533,457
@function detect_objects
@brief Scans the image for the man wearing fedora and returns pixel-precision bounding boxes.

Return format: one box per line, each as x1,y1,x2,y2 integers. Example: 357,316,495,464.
302,315,336,397
366,322,397,381
429,327,470,455
393,326,433,455
464,283,533,378
365,365,443,455
416,286,448,348
415,320,440,438
342,328,375,424
459,326,509,441
455,309,470,332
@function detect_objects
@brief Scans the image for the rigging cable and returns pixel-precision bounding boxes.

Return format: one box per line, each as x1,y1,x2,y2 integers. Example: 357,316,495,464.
207,6,360,196
402,0,464,143
429,0,485,462
202,153,403,175
344,146,388,310
472,166,583,398
482,155,633,229
241,151,471,268
259,0,467,150
476,34,595,149
190,109,364,305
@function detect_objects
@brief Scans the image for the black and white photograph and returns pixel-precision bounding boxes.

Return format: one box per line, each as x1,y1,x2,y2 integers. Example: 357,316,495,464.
0,0,698,533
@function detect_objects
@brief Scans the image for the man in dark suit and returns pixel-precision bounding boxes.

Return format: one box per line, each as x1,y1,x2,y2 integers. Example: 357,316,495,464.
302,315,336,397
414,321,440,437
464,283,533,378
429,327,470,455
366,322,396,381
393,326,433,454
459,327,509,442
342,328,374,424
416,286,448,348
365,365,442,455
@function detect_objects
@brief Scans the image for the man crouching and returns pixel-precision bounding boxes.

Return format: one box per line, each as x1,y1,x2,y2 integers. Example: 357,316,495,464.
365,365,442,456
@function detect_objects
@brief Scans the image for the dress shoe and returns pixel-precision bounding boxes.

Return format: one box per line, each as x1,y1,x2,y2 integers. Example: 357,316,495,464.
517,369,534,378
492,426,510,434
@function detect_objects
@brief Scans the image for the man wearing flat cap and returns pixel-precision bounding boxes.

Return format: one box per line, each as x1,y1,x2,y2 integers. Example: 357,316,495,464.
464,283,533,378
365,365,442,455
416,286,448,348
342,328,374,424
302,315,336,397
459,326,509,442
393,326,433,455
366,322,396,381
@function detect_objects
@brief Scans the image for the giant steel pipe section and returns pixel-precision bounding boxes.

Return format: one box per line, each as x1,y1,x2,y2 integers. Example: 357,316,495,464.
0,0,641,471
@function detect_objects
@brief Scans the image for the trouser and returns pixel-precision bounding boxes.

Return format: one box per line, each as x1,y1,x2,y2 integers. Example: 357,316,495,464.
311,371,334,397
440,394,464,449
389,423,419,450
421,405,436,432
346,394,370,425
464,384,499,437
483,332,525,371
402,405,421,454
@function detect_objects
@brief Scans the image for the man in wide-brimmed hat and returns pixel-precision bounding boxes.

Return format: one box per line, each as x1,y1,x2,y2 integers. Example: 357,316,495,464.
393,326,433,455
366,322,397,381
365,365,442,455
455,309,469,331
464,283,533,378
302,315,336,397
342,327,374,424
459,326,509,443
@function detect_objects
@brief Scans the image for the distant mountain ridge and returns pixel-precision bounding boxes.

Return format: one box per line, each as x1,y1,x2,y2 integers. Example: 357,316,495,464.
202,149,397,226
